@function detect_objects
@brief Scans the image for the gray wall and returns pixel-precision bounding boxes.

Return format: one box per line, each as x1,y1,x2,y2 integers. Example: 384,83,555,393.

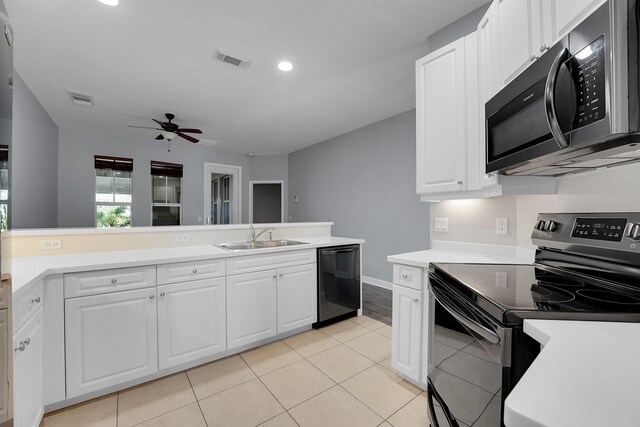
57,129,259,227
12,73,59,228
288,110,429,283
426,2,490,53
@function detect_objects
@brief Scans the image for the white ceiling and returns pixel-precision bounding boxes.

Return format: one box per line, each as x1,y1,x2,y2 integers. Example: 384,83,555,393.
5,0,487,155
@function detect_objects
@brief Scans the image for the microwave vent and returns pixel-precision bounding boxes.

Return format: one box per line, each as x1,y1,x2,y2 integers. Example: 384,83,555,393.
215,50,251,69
68,91,94,106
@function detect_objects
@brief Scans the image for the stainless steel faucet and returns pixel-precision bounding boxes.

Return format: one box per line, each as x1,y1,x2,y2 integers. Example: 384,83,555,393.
250,225,274,242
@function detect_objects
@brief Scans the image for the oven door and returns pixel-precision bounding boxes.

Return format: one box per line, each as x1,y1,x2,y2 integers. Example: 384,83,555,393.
427,274,511,427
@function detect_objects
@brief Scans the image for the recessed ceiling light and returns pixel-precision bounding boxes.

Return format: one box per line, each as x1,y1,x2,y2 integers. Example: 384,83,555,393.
278,61,293,72
98,0,119,6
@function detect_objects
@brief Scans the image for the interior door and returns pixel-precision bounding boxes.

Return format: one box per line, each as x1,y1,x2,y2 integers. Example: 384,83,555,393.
250,181,283,223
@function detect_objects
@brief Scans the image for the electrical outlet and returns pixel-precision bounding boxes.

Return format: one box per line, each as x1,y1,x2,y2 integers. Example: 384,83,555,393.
319,227,331,235
176,234,190,242
293,195,299,204
495,272,508,288
434,218,449,232
197,217,202,223
40,239,62,250
496,218,508,235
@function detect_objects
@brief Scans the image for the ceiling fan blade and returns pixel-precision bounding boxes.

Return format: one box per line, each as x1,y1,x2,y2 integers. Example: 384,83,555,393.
152,119,168,129
155,134,164,140
177,132,199,143
128,125,162,130
176,128,203,134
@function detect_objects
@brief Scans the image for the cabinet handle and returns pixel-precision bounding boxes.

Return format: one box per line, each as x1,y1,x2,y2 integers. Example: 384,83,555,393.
272,275,277,280
24,338,30,346
192,268,198,274
456,180,463,185
14,343,25,352
401,273,409,279
486,173,494,178
540,44,548,52
278,273,283,278
530,54,538,62
32,297,41,304
111,279,117,284
160,292,166,297
149,295,155,300
413,298,419,303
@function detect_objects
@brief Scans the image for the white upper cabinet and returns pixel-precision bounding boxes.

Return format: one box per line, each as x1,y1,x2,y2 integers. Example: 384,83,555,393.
477,4,501,102
496,0,539,85
416,37,468,194
548,0,607,42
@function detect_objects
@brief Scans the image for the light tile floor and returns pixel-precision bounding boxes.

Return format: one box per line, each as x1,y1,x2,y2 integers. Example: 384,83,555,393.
42,316,431,427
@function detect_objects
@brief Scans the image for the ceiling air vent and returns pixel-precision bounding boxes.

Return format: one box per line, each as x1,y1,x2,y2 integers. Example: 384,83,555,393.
68,90,94,106
215,50,251,69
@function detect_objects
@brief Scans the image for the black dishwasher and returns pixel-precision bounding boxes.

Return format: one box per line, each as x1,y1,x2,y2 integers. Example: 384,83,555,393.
314,244,361,328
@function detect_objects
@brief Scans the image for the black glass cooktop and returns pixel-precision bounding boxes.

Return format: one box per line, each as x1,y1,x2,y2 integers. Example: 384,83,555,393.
430,263,640,324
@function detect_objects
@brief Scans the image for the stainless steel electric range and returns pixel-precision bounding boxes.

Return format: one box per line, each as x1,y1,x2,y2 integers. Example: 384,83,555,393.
426,212,640,427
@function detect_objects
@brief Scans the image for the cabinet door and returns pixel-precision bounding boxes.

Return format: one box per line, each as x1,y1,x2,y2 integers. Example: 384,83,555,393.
158,278,226,370
478,4,501,103
65,288,158,398
14,308,44,427
391,285,422,382
549,0,607,42
226,270,277,349
416,37,467,194
277,264,317,334
496,0,538,85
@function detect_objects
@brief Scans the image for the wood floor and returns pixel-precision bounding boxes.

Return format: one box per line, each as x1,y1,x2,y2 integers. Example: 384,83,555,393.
362,283,392,326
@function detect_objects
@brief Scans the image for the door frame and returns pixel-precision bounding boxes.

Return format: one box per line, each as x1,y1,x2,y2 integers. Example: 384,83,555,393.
204,163,242,224
248,180,284,223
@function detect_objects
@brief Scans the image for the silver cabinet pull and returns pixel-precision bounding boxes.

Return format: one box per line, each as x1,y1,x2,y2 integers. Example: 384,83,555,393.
272,275,277,280
160,292,166,297
540,44,548,52
456,180,463,185
413,298,419,303
111,279,118,284
486,173,494,178
24,338,30,346
278,273,283,278
530,54,538,62
192,268,198,274
149,295,155,300
14,343,25,352
32,297,41,304
401,273,409,279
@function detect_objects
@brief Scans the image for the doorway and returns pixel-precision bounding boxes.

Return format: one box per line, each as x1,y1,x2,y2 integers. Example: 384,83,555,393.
249,180,284,223
204,163,241,224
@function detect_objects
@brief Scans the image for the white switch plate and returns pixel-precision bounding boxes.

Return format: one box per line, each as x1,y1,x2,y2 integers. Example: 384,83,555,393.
495,272,508,288
496,218,508,235
176,234,190,242
41,239,62,250
434,218,449,232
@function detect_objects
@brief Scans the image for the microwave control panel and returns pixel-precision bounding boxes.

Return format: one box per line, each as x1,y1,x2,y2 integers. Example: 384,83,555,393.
573,36,606,129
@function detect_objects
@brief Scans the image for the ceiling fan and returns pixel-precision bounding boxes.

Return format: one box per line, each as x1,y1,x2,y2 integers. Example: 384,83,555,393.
129,113,203,143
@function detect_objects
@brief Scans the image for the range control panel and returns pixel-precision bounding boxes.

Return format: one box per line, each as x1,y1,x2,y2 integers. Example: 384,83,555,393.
571,217,626,242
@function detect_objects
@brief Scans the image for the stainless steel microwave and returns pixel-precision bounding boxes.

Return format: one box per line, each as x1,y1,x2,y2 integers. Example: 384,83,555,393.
486,0,640,177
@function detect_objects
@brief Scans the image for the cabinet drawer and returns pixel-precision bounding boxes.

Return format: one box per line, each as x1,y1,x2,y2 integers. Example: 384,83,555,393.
15,281,44,331
226,249,316,275
157,258,225,285
64,266,156,298
393,265,423,290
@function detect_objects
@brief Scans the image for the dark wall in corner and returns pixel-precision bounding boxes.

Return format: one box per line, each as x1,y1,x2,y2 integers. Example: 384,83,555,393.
11,72,59,228
288,110,429,283
426,2,491,53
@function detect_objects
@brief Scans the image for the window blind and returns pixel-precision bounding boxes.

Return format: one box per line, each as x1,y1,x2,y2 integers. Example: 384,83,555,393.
94,155,133,171
150,161,183,178
0,145,8,162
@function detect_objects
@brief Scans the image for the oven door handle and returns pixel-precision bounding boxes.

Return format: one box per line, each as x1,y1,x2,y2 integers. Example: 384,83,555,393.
430,285,501,345
544,47,570,149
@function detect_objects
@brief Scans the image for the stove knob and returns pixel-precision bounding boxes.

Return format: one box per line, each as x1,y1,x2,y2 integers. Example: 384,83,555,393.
627,223,640,240
536,220,547,231
545,220,560,232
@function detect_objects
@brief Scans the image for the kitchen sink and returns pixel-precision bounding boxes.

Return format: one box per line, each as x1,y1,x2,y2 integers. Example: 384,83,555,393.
216,239,308,251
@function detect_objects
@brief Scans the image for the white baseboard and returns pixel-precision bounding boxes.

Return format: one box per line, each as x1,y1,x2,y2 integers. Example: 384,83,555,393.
362,276,393,290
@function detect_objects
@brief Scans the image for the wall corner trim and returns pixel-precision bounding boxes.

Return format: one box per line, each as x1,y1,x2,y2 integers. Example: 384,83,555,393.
362,275,393,291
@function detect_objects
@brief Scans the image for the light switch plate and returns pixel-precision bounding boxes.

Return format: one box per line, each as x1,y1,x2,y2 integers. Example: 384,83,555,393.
176,234,190,242
434,218,449,232
496,218,508,235
495,272,508,288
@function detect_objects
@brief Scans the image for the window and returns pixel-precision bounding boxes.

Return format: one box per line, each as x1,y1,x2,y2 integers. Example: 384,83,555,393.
0,145,8,230
151,161,182,226
95,155,133,228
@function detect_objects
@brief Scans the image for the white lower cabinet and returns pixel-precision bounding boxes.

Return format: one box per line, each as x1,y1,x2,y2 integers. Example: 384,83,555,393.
277,264,317,334
226,270,278,349
65,288,159,398
157,278,226,370
391,284,423,383
14,308,44,427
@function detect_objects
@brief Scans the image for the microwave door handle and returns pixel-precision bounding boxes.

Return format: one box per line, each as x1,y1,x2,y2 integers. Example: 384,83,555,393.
544,47,570,149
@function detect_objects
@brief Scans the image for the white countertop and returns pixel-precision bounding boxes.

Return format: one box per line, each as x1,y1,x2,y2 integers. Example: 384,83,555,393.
505,319,640,427
387,240,535,267
10,236,363,300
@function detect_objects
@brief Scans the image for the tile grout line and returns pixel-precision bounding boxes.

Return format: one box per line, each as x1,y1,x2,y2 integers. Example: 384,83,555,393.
383,389,423,423
184,370,209,427
239,349,290,423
